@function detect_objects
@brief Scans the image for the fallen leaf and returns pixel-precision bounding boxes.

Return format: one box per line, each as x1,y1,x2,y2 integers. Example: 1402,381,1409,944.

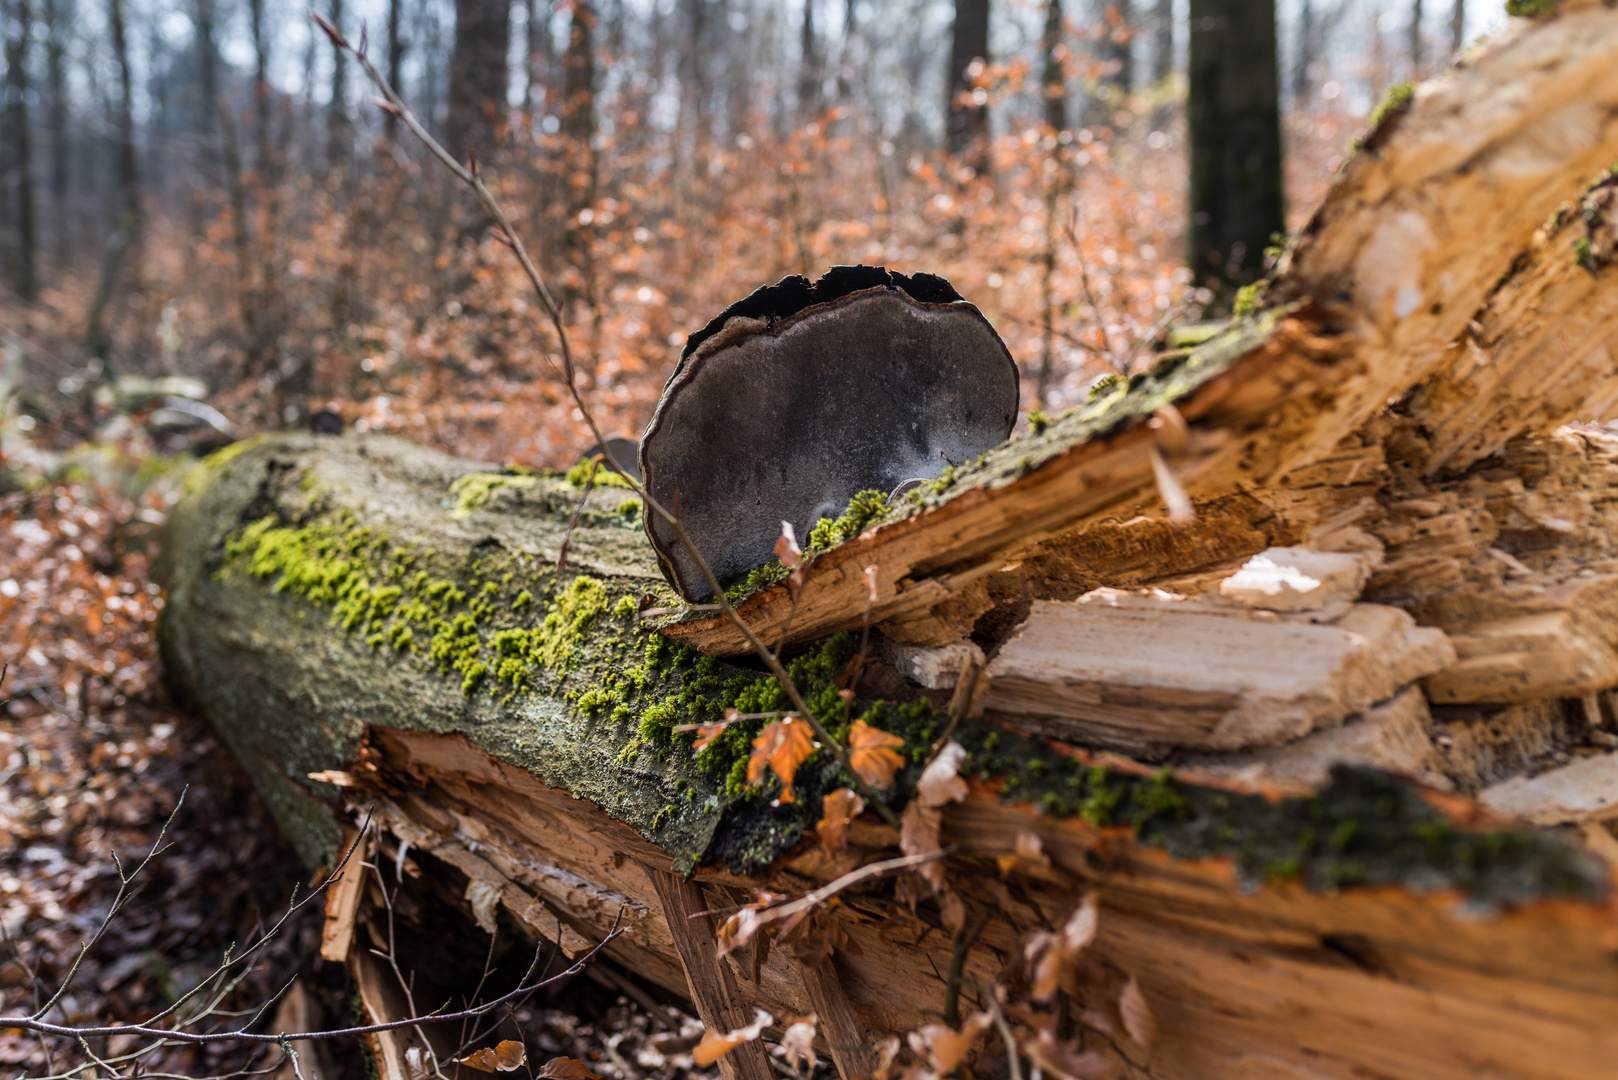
907,1014,991,1073
459,1040,530,1073
862,565,879,605
1016,830,1050,870
692,1008,773,1066
780,1013,818,1073
1024,1028,1118,1080
917,742,969,807
775,521,802,568
940,891,966,935
537,1056,601,1079
899,799,944,890
873,1035,903,1080
716,906,768,959
893,871,931,913
1026,894,1100,1002
693,721,728,751
848,720,906,789
748,717,817,803
817,787,866,855
1119,975,1156,1052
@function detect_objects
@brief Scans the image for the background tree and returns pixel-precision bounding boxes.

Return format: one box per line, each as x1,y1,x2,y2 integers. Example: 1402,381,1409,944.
447,0,513,162
4,0,37,301
1187,0,1284,288
946,0,989,159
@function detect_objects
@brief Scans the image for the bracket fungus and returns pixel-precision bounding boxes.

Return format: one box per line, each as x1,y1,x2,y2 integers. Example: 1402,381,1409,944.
639,265,1019,600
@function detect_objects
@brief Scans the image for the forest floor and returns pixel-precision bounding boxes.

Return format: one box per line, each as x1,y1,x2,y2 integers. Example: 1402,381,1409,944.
0,459,736,1079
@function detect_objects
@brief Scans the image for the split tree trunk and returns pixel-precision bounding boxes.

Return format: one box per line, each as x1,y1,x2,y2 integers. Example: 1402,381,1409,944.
159,7,1618,1080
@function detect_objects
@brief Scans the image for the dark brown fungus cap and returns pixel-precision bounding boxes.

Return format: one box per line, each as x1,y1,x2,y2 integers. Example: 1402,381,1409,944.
639,265,1019,601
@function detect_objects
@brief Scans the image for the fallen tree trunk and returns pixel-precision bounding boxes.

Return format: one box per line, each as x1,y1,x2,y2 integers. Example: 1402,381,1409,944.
158,6,1618,1079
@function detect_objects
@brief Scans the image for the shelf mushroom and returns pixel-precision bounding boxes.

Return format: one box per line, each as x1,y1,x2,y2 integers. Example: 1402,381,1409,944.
639,265,1019,601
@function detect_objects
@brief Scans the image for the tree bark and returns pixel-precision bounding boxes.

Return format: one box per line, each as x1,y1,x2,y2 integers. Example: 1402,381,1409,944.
1187,0,1283,286
447,0,513,162
42,0,67,268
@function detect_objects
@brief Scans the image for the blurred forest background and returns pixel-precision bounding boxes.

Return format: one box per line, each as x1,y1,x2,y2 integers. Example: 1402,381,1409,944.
0,1,1518,1073
0,0,1503,474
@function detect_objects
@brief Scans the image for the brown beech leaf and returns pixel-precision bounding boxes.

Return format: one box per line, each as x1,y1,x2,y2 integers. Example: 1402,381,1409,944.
536,1056,600,1079
873,1035,903,1080
1119,975,1156,1052
693,721,728,751
780,1013,818,1074
848,720,906,789
716,905,768,959
458,1040,530,1073
997,830,1047,879
692,1008,773,1066
899,799,944,890
817,787,866,855
907,1013,991,1074
862,565,880,605
917,742,969,807
775,521,802,569
940,891,966,935
748,717,816,803
1024,1028,1119,1080
893,871,931,913
1026,894,1100,1002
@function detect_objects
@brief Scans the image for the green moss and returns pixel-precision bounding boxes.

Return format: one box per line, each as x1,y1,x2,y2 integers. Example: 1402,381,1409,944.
1575,236,1595,270
808,489,890,553
566,458,635,489
724,560,790,604
1368,80,1415,130
1505,0,1558,14
1233,280,1267,318
447,470,542,516
1026,410,1050,436
1087,372,1123,398
183,435,267,495
617,497,643,517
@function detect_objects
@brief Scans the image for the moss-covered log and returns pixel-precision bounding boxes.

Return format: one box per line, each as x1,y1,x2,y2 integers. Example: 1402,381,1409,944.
159,433,1618,1080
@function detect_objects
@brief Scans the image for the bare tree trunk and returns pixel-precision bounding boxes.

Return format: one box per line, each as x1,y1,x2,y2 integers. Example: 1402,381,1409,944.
327,0,349,170
1042,0,1067,133
1100,0,1134,98
563,0,597,329
193,0,219,176
42,0,68,269
799,0,821,121
447,0,513,162
1293,0,1314,103
1151,0,1173,84
386,0,404,143
946,0,990,161
6,0,38,302
1409,0,1423,76
1187,0,1283,288
1449,0,1463,54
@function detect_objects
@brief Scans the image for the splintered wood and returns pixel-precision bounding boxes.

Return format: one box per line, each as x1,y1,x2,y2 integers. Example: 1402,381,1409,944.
983,587,1453,752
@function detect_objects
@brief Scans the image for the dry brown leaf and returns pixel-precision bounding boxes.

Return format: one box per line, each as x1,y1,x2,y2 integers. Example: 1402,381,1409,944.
917,742,969,807
940,891,966,935
1119,975,1156,1052
716,905,768,959
893,871,931,913
816,787,865,855
1026,894,1100,1002
458,1040,530,1073
537,1056,601,1079
775,521,802,568
848,720,906,789
862,564,880,604
748,717,817,803
907,1013,991,1074
780,1013,818,1074
873,1035,903,1080
693,721,728,751
1016,830,1050,870
692,1008,773,1066
899,799,944,890
1024,1028,1118,1080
